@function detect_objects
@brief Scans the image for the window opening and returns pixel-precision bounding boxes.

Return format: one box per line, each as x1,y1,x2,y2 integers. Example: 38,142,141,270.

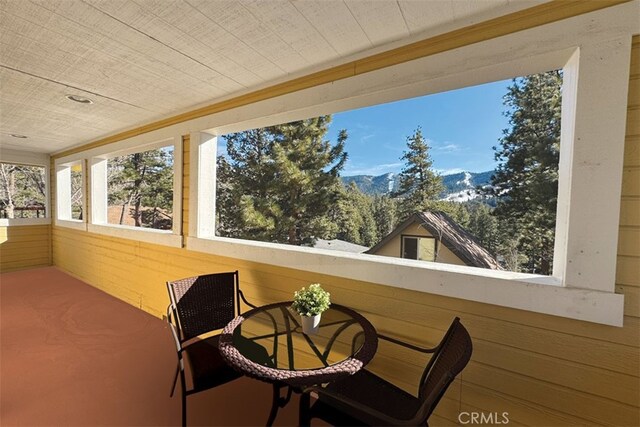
0,162,46,219
106,146,174,230
215,70,562,275
71,163,83,220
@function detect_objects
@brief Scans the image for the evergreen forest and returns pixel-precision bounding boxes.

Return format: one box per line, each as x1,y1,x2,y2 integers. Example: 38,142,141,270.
217,70,562,275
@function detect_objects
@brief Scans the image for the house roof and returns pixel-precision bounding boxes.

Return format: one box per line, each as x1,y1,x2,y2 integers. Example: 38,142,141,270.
313,239,369,254
366,211,503,270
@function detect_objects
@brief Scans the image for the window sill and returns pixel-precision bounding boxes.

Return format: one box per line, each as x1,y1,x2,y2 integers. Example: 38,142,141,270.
0,218,51,226
88,223,182,248
187,236,624,327
54,219,87,231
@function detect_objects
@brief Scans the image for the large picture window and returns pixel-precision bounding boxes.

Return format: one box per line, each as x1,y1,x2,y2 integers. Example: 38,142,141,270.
188,7,633,325
213,71,561,275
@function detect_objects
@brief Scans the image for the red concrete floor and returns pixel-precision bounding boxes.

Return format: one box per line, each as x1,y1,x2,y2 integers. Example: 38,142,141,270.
0,267,301,426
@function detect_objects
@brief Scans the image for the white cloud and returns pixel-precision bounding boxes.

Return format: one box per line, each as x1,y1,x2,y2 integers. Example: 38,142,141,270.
431,141,463,153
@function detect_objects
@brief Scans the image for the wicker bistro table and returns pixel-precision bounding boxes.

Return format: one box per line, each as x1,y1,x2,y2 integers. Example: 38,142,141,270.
219,301,378,426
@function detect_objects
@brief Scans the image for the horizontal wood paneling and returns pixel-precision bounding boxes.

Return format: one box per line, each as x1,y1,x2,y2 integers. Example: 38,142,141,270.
459,383,593,426
618,284,640,317
464,362,638,426
627,76,640,107
623,136,639,166
620,199,640,226
617,42,640,341
621,167,640,196
0,225,51,272
627,106,640,137
618,227,640,256
616,254,640,287
51,223,640,425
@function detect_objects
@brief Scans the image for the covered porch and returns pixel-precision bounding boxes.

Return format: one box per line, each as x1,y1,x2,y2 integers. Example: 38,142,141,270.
1,1,639,426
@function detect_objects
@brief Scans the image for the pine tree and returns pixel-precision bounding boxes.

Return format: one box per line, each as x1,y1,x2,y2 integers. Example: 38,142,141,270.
217,116,347,245
331,183,378,246
486,71,562,274
371,194,398,240
394,127,444,220
107,148,173,229
467,203,499,253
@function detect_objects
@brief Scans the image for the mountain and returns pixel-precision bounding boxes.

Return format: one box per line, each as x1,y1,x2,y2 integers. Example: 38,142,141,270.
341,170,494,202
439,171,494,202
342,173,399,195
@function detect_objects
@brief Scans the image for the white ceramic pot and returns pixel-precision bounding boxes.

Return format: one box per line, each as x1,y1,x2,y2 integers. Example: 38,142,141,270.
301,313,321,335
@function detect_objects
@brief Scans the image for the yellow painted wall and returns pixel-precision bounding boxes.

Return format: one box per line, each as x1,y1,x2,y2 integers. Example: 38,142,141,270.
0,225,51,272
50,36,640,425
373,222,466,266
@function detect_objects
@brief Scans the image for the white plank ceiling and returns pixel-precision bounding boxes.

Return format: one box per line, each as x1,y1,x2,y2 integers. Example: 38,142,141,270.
0,0,544,154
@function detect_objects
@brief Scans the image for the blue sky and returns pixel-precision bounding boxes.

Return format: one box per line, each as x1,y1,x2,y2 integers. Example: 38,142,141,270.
326,79,512,176
218,78,513,176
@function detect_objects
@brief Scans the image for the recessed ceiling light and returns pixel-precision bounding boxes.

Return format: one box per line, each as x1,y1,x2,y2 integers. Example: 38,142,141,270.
10,134,28,139
66,94,93,104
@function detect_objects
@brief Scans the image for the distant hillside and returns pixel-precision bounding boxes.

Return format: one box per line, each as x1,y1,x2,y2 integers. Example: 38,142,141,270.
342,173,399,195
341,170,495,202
440,171,494,202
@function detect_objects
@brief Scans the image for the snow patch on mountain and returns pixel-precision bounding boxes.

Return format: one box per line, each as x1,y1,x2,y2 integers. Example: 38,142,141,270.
341,170,494,201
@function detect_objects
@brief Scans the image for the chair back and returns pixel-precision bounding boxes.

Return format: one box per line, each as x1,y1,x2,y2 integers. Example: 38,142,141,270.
418,317,472,420
167,271,240,341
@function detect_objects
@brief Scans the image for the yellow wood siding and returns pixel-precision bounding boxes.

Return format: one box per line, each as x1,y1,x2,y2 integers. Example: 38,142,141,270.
0,225,51,272
45,15,638,427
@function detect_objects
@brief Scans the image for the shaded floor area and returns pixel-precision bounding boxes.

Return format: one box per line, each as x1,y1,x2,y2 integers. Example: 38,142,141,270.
0,267,301,426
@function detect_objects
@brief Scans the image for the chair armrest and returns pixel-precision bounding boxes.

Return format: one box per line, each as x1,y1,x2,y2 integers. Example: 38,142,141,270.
301,385,422,427
378,334,438,353
238,289,257,309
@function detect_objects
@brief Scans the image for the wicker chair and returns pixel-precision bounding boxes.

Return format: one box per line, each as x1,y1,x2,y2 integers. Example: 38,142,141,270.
166,271,259,426
299,317,472,426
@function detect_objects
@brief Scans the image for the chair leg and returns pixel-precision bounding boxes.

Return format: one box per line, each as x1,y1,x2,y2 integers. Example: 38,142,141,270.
181,391,187,427
266,383,281,426
170,363,179,397
299,392,311,427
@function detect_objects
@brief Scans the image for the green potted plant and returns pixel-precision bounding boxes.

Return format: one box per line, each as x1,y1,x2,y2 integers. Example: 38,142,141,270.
292,283,331,335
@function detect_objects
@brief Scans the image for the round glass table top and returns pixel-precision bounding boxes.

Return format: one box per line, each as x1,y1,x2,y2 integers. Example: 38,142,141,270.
229,302,376,372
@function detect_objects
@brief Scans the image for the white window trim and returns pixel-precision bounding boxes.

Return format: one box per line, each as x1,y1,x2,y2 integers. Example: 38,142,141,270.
54,158,87,231
54,133,183,247
183,3,639,326
0,148,51,226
